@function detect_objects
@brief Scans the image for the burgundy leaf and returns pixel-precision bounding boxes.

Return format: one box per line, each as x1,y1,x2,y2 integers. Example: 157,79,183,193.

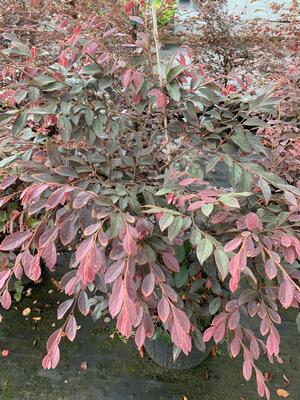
46,187,73,209
0,231,32,251
245,213,261,231
265,259,277,280
0,176,17,190
122,231,137,257
73,191,93,209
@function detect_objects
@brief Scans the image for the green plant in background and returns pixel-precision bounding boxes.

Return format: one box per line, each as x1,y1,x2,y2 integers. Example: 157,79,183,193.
154,0,177,26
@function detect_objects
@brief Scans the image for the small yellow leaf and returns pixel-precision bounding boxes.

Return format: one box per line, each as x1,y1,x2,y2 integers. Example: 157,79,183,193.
22,307,31,317
276,389,290,398
32,316,42,321
80,361,88,370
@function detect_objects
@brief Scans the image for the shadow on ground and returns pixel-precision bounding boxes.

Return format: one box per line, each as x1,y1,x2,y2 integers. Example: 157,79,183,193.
0,267,299,400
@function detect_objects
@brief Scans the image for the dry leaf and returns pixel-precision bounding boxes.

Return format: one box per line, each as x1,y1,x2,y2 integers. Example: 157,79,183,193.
80,361,88,370
276,389,290,398
0,314,3,322
32,316,42,321
138,347,145,359
283,375,290,384
22,307,31,317
181,396,188,400
264,371,273,383
2,349,9,357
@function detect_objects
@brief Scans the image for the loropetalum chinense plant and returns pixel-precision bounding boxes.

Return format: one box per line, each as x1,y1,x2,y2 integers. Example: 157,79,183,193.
0,5,300,400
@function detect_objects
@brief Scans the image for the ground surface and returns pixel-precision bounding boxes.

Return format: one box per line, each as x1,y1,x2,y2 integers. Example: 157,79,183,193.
0,264,299,400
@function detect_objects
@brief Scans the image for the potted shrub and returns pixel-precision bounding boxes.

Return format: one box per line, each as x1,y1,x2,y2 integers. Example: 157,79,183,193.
0,3,299,399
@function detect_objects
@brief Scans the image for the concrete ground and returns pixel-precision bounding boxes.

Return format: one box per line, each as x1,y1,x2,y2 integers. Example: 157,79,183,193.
0,268,299,400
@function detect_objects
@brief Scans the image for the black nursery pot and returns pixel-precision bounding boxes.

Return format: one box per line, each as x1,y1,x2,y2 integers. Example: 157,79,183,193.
144,336,212,370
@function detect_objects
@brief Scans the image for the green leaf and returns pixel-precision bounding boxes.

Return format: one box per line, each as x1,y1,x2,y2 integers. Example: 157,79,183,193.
258,178,271,204
166,82,181,101
209,297,221,315
12,113,27,135
166,65,185,82
85,108,94,126
0,155,18,168
81,63,102,75
58,116,72,143
109,213,122,239
31,75,56,87
29,104,57,115
159,213,174,232
201,204,214,217
196,238,213,265
206,156,221,173
175,265,188,288
219,195,240,208
190,228,202,247
214,249,229,281
168,216,183,242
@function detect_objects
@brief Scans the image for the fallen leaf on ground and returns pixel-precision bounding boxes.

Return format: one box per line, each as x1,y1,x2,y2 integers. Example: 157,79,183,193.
283,375,290,384
264,371,274,382
138,347,145,358
0,314,3,322
181,396,188,400
32,316,42,321
22,307,31,317
2,349,9,357
276,389,290,398
80,361,88,370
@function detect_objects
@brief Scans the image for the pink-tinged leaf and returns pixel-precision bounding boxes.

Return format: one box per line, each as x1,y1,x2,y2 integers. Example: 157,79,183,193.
82,40,98,55
109,277,125,318
141,272,155,297
123,231,137,257
248,300,259,318
43,241,57,271
0,231,32,251
132,71,143,92
243,359,253,381
203,326,215,342
170,320,192,355
187,201,205,211
65,315,77,342
1,289,11,310
42,346,60,369
0,270,11,290
84,222,101,236
78,291,90,316
105,260,125,284
117,305,133,339
22,250,34,278
161,283,177,302
213,322,226,344
46,187,73,209
245,213,261,231
57,299,74,320
265,259,277,280
260,318,270,336
282,246,296,265
98,231,109,247
103,27,117,38
229,249,247,293
230,336,241,357
250,337,260,360
179,178,198,186
173,308,191,334
60,217,77,246
279,277,294,309
148,89,169,109
157,296,170,323
228,310,240,330
268,309,281,324
281,236,292,247
162,252,180,272
224,237,243,253
256,370,267,399
135,324,146,349
266,331,280,356
0,176,17,191
76,236,94,262
123,69,133,88
129,16,144,25
73,191,93,209
0,194,14,208
27,254,41,282
211,211,229,224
